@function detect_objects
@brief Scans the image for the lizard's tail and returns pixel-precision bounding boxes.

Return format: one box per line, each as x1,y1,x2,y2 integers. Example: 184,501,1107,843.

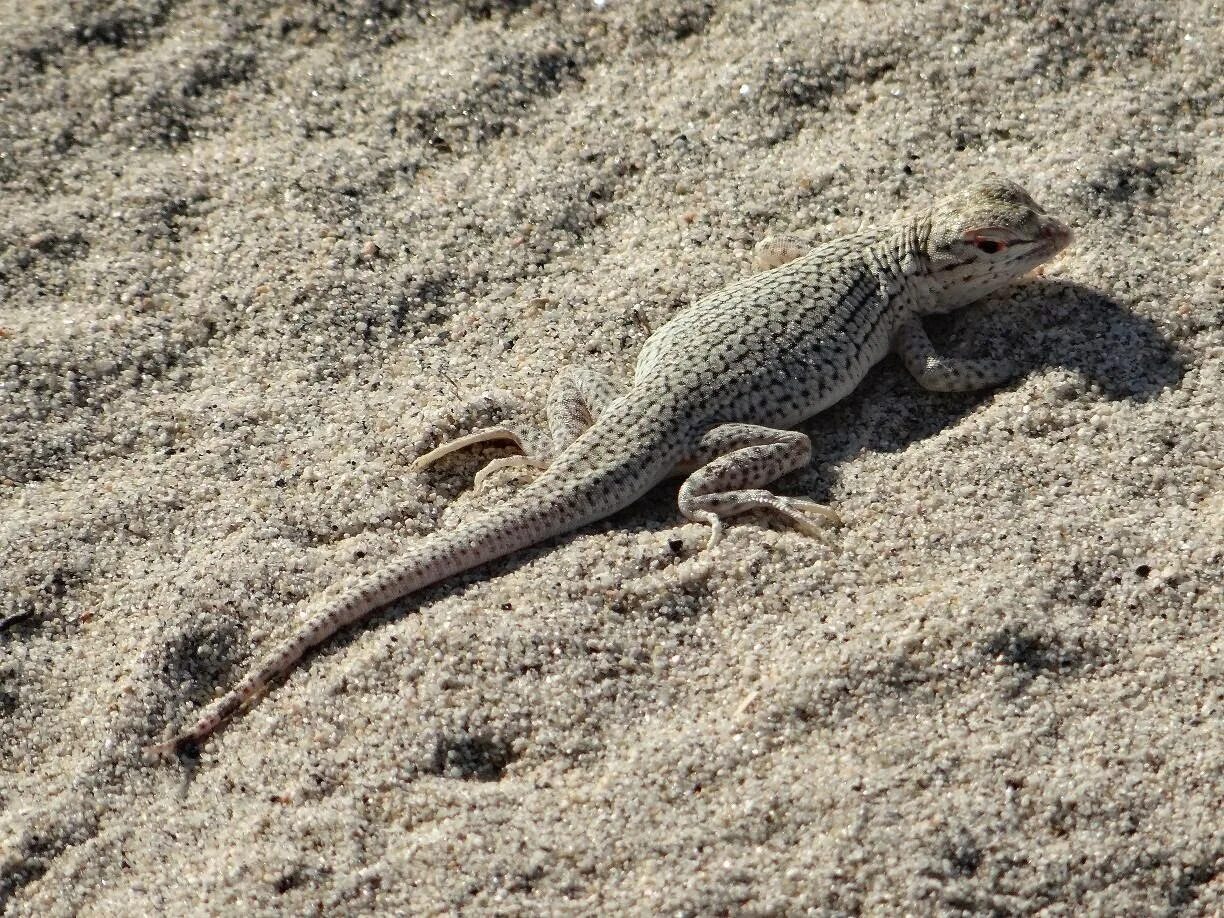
143,473,637,756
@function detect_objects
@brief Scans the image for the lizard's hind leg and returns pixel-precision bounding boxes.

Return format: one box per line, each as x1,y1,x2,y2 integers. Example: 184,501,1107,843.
677,424,841,549
414,368,624,491
545,367,624,453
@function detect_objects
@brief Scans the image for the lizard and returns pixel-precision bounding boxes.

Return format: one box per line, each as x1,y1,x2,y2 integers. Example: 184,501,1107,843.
144,177,1072,755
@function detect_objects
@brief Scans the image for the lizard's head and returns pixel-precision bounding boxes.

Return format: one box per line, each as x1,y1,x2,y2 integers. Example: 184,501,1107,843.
919,177,1072,312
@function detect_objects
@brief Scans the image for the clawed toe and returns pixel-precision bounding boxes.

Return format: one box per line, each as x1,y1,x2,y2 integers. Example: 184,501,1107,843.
412,428,528,472
765,496,842,537
472,456,550,492
778,497,843,529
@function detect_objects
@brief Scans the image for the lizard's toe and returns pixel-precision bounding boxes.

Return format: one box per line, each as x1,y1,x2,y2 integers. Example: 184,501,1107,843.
765,496,842,537
412,428,529,472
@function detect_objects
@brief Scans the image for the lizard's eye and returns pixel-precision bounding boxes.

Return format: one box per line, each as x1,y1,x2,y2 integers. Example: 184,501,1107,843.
973,239,1006,255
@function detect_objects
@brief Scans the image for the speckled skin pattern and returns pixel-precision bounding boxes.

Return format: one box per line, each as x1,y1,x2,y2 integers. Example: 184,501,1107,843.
147,177,1072,754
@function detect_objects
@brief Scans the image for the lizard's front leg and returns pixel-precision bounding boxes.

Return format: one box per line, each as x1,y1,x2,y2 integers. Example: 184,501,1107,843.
677,424,841,549
893,317,1017,392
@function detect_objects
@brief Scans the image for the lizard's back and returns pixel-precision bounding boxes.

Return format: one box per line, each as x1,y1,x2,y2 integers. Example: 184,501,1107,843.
633,229,898,432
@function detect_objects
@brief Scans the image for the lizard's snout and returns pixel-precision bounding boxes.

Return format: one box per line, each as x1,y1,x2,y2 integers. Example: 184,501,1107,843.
1041,217,1073,253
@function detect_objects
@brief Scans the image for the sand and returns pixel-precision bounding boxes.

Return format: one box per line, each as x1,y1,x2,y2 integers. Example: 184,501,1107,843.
1,0,1222,913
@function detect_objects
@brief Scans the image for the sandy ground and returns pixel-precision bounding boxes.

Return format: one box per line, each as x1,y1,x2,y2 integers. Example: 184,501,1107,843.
2,0,1222,913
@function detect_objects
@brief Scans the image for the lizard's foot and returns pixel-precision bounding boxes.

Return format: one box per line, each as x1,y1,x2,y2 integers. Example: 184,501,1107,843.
677,424,840,550
686,490,841,550
411,427,530,472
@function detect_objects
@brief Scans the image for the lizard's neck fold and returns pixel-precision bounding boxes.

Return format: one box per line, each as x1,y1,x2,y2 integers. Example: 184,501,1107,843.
894,215,932,274
869,215,937,314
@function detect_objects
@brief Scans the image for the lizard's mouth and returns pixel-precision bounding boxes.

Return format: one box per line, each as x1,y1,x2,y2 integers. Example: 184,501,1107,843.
1022,220,1073,276
1015,220,1072,279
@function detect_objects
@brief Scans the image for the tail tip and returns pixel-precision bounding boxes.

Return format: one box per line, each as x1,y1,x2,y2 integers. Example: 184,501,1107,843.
141,733,201,760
